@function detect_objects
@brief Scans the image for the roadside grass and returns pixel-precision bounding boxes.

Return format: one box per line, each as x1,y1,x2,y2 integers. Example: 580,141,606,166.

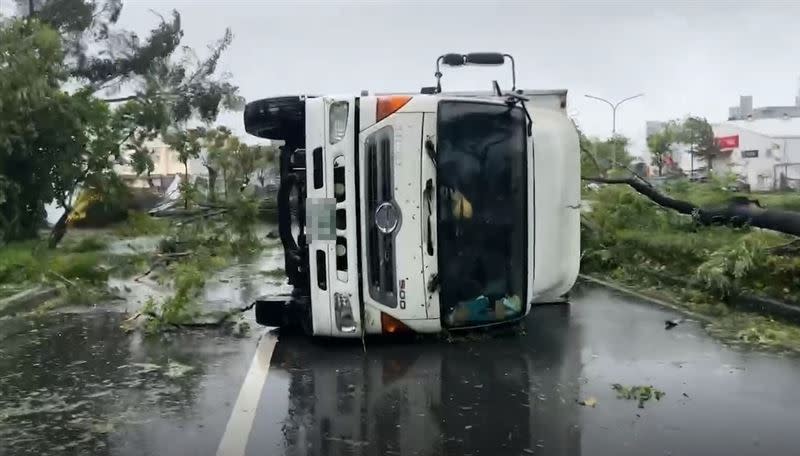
0,234,151,313
0,239,147,285
0,240,44,284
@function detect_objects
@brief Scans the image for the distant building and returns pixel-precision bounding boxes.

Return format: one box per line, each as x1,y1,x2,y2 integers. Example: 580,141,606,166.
728,78,800,121
646,117,800,191
114,137,206,192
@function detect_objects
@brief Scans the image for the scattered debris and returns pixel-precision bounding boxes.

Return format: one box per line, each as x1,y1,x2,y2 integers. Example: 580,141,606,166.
131,363,161,374
323,437,369,447
165,361,194,378
133,251,193,282
578,396,598,408
611,383,665,408
665,318,683,330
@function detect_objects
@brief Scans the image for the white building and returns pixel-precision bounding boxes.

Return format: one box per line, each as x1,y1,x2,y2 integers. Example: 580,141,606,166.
710,118,800,191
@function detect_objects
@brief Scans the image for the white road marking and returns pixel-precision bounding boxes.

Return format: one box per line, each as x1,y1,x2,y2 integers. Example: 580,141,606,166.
216,330,278,456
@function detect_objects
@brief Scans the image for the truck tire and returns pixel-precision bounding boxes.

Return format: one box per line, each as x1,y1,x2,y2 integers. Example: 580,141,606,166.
244,96,307,145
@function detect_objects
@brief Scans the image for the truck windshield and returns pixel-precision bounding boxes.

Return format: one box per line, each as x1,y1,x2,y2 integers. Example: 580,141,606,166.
436,100,528,328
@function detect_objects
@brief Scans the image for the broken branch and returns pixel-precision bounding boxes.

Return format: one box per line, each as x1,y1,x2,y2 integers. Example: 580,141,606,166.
583,176,800,236
48,271,77,287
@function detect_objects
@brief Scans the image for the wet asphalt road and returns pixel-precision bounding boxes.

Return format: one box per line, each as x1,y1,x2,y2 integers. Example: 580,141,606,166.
2,285,800,456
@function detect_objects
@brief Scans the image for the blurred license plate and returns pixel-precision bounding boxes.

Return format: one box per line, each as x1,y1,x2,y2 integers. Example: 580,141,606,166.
306,198,336,241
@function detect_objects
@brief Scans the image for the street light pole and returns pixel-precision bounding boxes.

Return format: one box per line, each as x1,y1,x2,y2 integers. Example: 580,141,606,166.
584,93,644,167
584,93,645,135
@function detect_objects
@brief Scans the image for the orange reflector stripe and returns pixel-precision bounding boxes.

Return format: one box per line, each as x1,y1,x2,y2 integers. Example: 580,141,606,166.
381,312,413,334
376,95,412,122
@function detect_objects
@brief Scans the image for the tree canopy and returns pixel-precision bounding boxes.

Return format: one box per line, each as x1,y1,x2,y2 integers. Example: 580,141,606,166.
647,122,677,176
580,133,634,178
678,116,720,170
1,0,245,246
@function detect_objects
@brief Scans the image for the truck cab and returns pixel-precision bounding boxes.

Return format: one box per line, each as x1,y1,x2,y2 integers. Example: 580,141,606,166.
245,53,580,337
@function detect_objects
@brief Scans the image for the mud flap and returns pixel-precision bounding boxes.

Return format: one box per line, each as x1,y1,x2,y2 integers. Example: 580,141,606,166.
254,293,313,335
255,297,292,327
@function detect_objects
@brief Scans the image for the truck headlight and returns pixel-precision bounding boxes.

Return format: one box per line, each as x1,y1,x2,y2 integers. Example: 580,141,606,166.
329,101,349,144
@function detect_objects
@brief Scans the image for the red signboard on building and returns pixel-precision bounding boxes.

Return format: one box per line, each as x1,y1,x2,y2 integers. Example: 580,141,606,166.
715,135,739,149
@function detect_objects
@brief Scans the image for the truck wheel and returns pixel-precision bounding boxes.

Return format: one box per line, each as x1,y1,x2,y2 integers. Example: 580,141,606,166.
244,96,306,145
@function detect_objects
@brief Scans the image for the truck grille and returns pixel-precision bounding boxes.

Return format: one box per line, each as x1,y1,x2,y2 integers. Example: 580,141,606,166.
365,127,396,307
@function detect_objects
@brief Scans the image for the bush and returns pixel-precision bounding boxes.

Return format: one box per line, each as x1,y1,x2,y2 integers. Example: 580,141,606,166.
49,252,108,284
694,235,766,298
0,241,43,283
227,195,261,250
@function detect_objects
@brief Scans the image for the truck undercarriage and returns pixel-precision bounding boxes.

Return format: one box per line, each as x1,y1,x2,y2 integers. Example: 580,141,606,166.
245,96,314,331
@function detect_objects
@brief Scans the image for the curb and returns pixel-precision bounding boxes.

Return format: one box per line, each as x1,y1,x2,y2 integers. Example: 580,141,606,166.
577,274,712,323
730,294,800,324
579,274,800,325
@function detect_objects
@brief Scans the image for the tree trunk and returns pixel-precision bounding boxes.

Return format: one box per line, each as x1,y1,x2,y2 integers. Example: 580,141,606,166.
184,161,189,210
223,168,229,201
206,166,218,202
48,207,71,248
583,176,800,237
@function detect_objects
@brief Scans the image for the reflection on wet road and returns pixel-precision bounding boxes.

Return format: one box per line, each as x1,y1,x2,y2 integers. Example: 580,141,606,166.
2,285,800,455
250,286,800,456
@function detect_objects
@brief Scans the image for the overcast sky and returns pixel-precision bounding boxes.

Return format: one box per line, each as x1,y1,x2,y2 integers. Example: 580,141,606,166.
18,1,800,156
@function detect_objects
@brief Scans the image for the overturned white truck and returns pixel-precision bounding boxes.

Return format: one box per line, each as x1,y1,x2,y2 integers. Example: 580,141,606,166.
245,53,580,337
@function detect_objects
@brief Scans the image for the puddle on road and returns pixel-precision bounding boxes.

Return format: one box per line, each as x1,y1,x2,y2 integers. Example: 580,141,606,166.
203,244,291,312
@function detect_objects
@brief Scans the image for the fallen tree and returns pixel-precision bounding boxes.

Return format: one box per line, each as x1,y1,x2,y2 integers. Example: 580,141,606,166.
583,176,800,237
